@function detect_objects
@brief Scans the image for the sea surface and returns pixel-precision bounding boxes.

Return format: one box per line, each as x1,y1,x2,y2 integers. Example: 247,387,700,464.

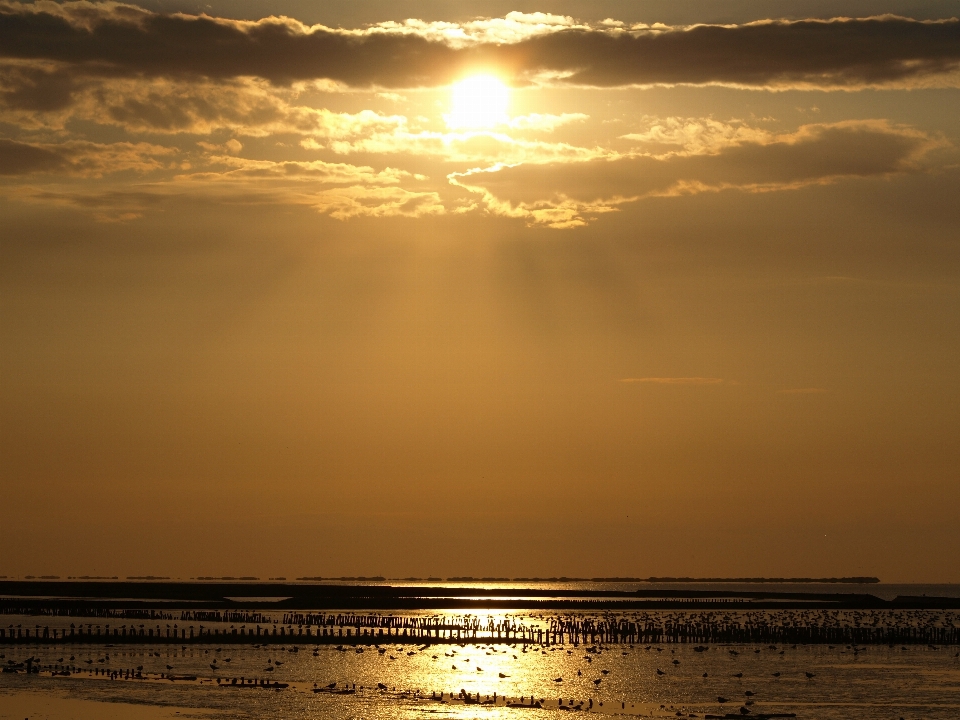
2,638,960,719
2,584,959,719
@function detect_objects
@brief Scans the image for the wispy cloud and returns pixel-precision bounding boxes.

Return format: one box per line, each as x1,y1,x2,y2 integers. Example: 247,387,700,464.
620,377,726,385
449,120,945,227
0,138,175,177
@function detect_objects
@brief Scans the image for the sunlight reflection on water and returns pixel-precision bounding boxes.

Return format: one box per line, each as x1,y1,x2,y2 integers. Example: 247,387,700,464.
3,639,960,719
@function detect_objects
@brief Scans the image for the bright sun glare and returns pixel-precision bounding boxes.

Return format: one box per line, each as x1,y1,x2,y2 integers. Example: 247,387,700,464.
446,75,510,130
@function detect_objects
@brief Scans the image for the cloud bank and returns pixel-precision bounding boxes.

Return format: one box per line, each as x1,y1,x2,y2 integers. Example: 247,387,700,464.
1,4,958,89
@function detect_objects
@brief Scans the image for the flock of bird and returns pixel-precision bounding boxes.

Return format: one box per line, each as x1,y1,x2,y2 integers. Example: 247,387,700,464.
7,637,955,719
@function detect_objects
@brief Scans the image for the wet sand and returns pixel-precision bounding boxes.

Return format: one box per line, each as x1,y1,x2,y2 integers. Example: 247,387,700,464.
0,690,216,720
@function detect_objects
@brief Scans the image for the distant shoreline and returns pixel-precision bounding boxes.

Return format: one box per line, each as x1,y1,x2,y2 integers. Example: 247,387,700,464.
7,575,880,584
445,577,882,584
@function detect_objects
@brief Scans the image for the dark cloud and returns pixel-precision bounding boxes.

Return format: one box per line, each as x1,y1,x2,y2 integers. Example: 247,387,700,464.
0,137,63,174
0,138,171,177
503,17,960,88
0,3,957,88
0,3,461,86
0,65,78,111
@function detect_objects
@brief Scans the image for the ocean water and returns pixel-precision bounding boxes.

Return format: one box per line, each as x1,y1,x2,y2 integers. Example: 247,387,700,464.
225,581,960,602
2,585,959,718
2,636,959,719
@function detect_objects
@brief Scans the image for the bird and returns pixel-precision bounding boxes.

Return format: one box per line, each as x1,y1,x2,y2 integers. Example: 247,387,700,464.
593,679,602,685
733,672,743,678
739,706,751,715
718,697,729,704
499,673,509,678
805,672,816,679
656,669,665,676
772,672,781,678
745,691,754,696
553,677,563,683
702,673,708,678
601,669,610,675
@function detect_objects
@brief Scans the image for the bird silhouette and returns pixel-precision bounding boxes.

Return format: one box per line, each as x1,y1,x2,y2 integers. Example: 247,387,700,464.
733,672,743,678
656,669,665,675
718,697,729,704
554,677,563,683
805,672,816,679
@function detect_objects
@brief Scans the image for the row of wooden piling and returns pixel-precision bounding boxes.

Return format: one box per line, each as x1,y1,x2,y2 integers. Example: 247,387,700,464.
2,621,958,645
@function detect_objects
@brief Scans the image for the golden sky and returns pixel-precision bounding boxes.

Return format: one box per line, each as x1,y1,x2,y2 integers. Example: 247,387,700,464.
1,0,959,581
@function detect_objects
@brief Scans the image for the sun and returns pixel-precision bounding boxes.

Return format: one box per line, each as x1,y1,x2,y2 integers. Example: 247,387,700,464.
446,75,510,130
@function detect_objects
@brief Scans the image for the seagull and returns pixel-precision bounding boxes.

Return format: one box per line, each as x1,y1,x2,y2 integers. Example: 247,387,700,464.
805,672,816,679
593,679,602,685
656,669,665,676
499,673,509,678
733,672,743,678
553,677,563,683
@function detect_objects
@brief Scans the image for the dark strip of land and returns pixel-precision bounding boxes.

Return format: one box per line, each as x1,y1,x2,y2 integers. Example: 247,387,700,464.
0,580,956,610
